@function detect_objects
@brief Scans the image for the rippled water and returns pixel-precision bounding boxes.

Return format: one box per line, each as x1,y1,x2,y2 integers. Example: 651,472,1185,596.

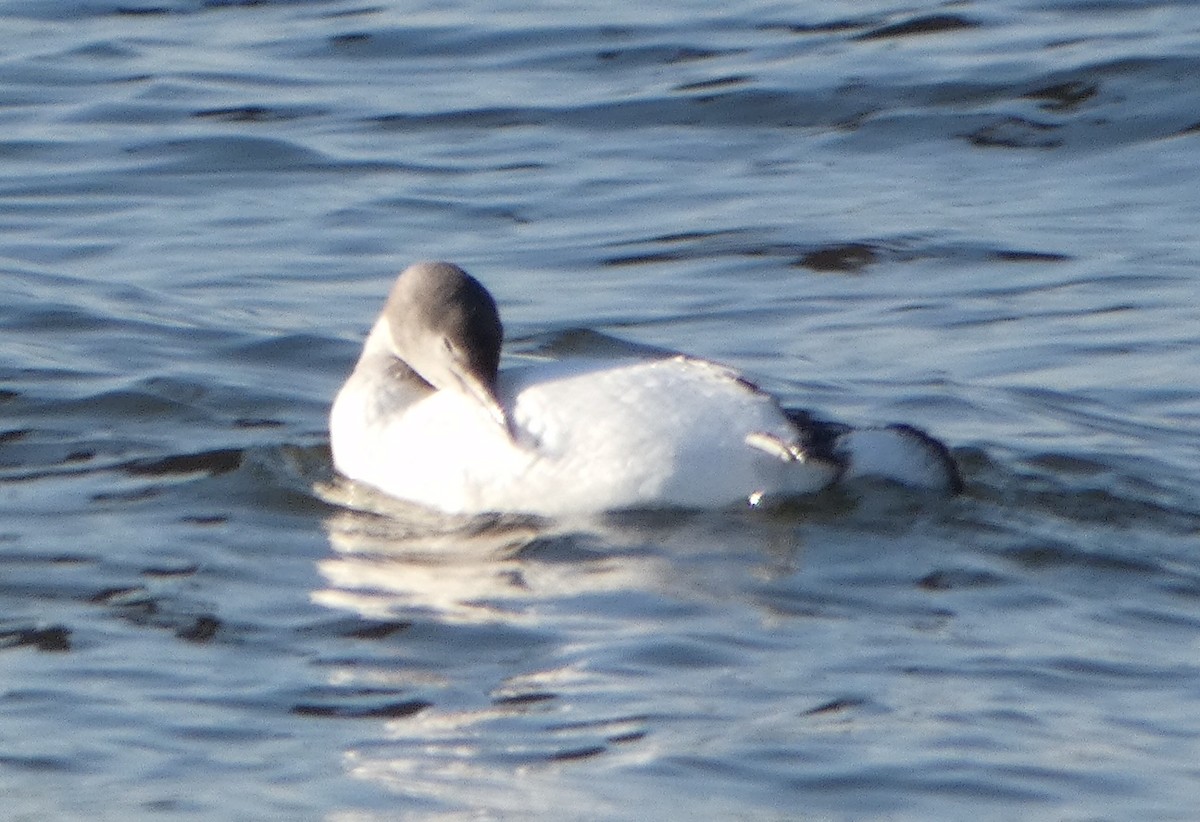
3,0,1200,818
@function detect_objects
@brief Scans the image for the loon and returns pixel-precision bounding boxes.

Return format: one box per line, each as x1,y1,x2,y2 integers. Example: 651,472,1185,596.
329,262,961,516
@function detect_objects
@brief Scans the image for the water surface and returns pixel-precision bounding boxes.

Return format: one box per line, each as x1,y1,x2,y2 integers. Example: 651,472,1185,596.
2,1,1199,819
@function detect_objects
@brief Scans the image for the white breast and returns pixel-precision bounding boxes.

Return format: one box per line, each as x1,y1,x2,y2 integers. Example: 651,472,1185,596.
330,356,837,516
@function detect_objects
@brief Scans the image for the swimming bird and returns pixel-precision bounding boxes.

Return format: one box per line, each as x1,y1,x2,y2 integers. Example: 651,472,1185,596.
330,262,961,516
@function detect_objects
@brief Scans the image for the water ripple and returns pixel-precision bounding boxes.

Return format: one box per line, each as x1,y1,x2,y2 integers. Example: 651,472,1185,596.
2,0,1200,818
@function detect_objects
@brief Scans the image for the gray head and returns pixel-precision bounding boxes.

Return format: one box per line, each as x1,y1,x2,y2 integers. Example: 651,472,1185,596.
381,261,510,432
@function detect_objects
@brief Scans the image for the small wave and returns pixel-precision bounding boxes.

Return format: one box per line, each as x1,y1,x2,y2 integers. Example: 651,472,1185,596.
599,229,1071,273
0,0,331,19
854,13,980,41
124,135,339,174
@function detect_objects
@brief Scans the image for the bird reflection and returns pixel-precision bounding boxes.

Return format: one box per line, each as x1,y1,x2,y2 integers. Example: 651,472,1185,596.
308,476,812,810
311,475,807,626
313,477,675,625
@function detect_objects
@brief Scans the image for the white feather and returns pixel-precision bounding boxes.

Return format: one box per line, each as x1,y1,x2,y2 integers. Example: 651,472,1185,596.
331,354,838,516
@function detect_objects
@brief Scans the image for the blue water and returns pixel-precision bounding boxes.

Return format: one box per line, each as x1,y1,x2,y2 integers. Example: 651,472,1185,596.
3,1,1200,818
